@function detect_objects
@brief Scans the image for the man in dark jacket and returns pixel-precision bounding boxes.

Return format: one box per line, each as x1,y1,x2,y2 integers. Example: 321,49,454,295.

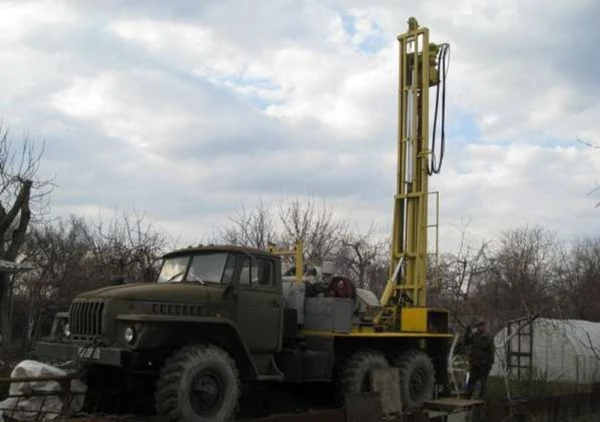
464,320,495,399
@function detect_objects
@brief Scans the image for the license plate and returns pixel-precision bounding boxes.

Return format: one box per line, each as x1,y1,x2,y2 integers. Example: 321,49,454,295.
78,347,100,360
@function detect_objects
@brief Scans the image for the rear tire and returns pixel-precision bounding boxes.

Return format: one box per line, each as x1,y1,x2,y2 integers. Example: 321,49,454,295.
337,349,390,406
394,349,435,409
155,344,240,422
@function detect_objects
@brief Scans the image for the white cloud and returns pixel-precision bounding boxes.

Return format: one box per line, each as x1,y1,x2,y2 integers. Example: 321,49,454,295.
0,0,597,257
107,15,394,140
0,1,78,41
49,72,198,152
432,143,600,250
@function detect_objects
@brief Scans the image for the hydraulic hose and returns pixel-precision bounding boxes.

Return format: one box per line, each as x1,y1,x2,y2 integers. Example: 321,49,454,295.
429,43,450,175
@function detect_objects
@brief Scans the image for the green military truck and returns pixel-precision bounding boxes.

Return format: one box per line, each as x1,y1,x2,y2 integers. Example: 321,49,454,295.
34,244,450,421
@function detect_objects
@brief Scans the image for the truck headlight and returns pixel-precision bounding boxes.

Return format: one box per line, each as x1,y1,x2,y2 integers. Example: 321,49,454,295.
63,323,71,338
124,327,136,344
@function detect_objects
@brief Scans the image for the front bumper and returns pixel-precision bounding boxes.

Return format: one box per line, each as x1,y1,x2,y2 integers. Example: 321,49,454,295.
34,341,130,367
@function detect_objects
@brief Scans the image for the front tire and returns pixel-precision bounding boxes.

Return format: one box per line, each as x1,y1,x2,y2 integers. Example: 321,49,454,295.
155,344,240,422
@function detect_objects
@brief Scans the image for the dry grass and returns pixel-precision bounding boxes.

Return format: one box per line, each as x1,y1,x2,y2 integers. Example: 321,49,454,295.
485,375,592,402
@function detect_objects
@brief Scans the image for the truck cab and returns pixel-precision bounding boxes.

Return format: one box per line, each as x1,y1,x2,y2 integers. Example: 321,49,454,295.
35,245,287,375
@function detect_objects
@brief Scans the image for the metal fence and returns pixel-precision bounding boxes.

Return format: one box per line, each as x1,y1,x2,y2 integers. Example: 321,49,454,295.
484,385,600,422
0,370,86,421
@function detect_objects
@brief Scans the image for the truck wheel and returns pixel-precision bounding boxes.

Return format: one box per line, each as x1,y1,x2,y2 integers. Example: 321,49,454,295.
337,349,389,405
155,344,240,422
394,349,435,409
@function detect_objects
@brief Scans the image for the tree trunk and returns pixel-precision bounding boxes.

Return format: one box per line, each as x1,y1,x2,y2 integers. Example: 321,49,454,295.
0,271,13,351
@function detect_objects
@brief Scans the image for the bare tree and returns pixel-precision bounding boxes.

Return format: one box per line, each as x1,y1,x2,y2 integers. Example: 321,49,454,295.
277,196,348,262
15,216,90,350
217,195,349,265
14,211,168,351
554,236,600,321
83,209,168,283
428,221,491,329
0,125,54,350
219,199,277,249
470,225,560,330
335,223,389,294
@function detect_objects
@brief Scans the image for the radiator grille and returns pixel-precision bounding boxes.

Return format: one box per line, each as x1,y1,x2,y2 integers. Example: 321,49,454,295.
69,300,105,338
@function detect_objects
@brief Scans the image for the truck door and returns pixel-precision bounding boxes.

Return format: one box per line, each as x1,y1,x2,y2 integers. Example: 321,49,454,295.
236,256,283,353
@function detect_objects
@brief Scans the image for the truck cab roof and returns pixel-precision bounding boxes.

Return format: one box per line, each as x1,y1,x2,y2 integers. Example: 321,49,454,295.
162,244,278,260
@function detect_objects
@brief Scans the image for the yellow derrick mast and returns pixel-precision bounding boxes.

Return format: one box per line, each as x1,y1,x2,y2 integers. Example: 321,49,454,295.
376,17,450,328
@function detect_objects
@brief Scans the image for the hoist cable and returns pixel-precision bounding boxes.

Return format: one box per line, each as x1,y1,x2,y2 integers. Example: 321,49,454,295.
429,43,450,175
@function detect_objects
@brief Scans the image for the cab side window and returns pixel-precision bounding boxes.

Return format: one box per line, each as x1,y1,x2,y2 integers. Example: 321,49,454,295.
238,257,274,287
239,257,251,285
255,258,274,287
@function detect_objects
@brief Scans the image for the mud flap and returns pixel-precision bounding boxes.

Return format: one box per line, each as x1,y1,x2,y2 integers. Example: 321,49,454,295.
369,367,403,416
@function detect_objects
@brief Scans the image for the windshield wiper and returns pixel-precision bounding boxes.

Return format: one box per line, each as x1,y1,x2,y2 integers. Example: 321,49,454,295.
187,273,205,284
165,271,185,283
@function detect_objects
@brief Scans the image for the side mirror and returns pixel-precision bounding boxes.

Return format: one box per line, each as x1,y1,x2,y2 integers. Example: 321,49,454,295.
111,275,126,285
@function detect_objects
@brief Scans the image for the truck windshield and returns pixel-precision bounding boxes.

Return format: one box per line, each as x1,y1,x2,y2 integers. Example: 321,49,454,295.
157,253,233,284
157,256,189,283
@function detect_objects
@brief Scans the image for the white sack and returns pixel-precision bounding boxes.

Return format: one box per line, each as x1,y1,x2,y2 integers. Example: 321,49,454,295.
0,360,87,421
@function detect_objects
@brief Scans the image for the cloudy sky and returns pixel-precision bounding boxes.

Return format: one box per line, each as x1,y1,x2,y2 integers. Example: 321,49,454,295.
1,0,599,253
